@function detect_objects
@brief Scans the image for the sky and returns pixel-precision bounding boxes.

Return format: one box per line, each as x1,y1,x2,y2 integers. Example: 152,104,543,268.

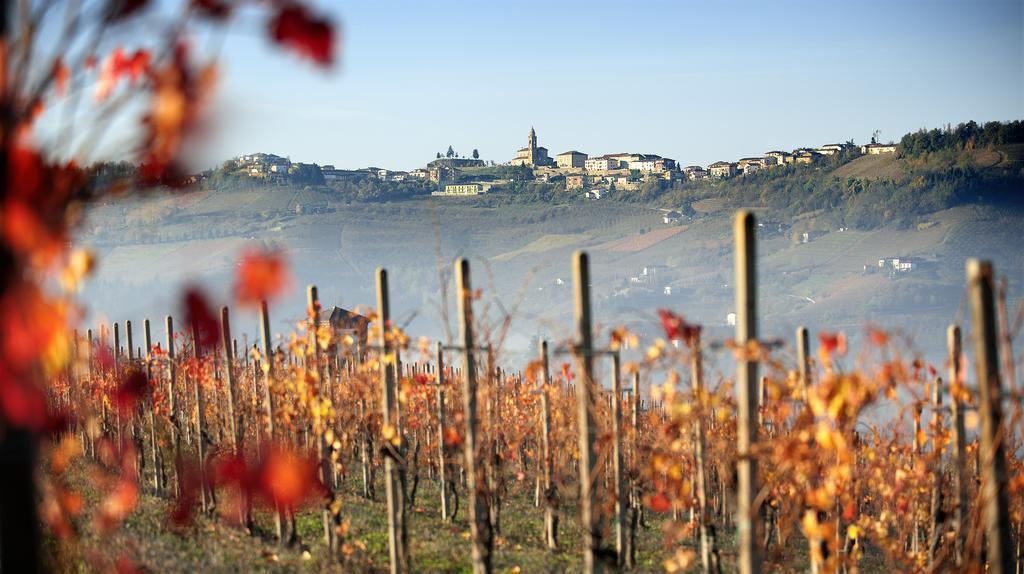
201,0,1024,171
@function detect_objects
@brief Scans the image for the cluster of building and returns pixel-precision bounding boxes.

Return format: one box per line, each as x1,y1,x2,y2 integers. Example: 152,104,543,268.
694,142,896,180
228,128,900,198
234,153,308,182
440,128,900,197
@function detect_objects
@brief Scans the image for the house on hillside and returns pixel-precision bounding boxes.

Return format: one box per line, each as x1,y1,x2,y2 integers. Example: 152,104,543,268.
764,150,793,165
556,150,588,169
606,153,641,166
877,257,921,273
817,143,845,156
662,210,682,224
628,155,677,173
861,143,897,155
708,161,736,178
683,165,707,180
801,230,823,243
738,157,766,175
434,183,492,196
322,168,362,182
628,265,669,289
566,174,587,190
318,306,370,356
794,150,820,164
585,156,621,171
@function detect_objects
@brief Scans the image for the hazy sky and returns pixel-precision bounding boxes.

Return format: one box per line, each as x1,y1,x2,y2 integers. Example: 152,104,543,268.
204,0,1023,171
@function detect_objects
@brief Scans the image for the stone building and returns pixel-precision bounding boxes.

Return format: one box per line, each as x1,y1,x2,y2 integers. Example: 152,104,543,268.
511,127,555,167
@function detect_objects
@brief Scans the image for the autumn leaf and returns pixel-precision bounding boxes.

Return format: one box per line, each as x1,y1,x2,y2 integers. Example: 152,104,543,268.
114,371,148,414
270,3,336,66
867,327,889,346
54,60,70,97
648,492,671,513
443,427,462,447
96,480,138,533
657,309,701,345
818,332,847,356
561,362,574,382
234,249,291,306
257,447,321,507
182,287,219,353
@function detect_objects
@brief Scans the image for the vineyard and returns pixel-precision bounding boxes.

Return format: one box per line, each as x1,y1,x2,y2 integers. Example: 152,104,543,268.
37,212,1023,573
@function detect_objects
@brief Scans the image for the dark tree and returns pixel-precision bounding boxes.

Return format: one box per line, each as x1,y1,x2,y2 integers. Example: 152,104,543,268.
472,148,480,159
446,145,455,158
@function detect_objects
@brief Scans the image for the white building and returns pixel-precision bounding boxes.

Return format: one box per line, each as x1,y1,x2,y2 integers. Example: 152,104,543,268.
585,157,618,171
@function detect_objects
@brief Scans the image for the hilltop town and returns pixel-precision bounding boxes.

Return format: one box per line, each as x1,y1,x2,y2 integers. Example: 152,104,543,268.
199,126,898,199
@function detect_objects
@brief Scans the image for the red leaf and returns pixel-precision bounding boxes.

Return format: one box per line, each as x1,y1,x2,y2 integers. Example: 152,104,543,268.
183,287,219,353
842,500,857,521
0,367,48,429
657,309,701,345
270,3,335,66
818,332,847,356
648,492,671,513
234,249,290,307
114,371,148,413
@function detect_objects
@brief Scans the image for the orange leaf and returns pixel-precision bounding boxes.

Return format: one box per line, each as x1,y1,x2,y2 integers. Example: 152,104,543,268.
648,492,671,513
234,249,291,306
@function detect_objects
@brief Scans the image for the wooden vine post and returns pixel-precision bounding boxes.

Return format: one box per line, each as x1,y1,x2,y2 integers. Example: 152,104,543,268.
143,319,161,493
456,258,493,574
220,306,249,528
165,316,181,497
734,210,761,574
259,300,284,542
436,341,451,522
691,330,720,574
539,339,557,550
377,269,408,574
113,322,121,449
610,350,626,567
927,376,944,565
573,250,604,573
966,260,1013,574
307,285,337,550
189,315,209,514
126,320,143,477
947,325,968,567
797,326,810,404
621,379,638,567
126,320,134,364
